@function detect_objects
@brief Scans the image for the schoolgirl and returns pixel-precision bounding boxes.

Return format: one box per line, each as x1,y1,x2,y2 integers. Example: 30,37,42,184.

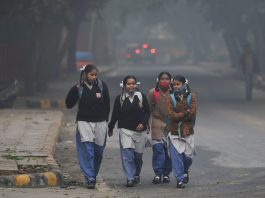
166,75,197,188
108,75,150,187
147,72,172,184
65,64,110,189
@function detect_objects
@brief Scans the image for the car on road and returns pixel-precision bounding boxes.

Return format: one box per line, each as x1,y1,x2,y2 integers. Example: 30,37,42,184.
126,43,157,64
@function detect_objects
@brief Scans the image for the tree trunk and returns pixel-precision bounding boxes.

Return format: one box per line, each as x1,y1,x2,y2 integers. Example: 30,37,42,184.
222,31,241,68
253,24,265,73
67,21,80,72
35,23,63,90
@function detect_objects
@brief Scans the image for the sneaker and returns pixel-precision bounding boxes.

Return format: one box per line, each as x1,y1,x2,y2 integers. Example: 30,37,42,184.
126,180,135,187
176,181,185,189
87,180,96,189
152,175,161,184
134,175,140,184
183,172,189,184
162,175,170,183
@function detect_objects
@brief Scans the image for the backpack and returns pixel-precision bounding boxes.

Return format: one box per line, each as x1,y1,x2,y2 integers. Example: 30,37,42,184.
120,91,143,108
170,93,192,110
170,93,195,125
78,79,103,99
153,89,160,104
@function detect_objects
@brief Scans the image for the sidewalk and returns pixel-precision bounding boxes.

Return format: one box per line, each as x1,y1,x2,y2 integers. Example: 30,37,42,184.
0,65,115,188
0,110,63,187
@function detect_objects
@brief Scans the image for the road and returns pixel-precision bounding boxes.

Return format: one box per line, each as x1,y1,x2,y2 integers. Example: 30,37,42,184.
2,63,265,198
100,64,265,198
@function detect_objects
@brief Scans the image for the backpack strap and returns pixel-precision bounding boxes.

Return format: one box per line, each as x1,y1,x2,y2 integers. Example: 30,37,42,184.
120,91,143,108
135,91,143,108
78,79,104,100
78,85,83,99
97,79,103,94
170,93,177,109
171,93,192,110
186,93,192,110
153,89,160,104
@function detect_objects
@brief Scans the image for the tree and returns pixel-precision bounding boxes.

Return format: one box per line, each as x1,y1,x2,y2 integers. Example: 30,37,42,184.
0,0,107,94
197,0,265,72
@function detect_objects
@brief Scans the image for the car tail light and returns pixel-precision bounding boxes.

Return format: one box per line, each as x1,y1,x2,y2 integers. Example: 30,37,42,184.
142,43,149,49
150,48,156,54
135,49,141,54
127,54,132,58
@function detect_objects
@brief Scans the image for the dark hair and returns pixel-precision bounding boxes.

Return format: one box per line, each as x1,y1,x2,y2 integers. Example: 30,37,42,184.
84,64,98,73
172,74,186,84
155,71,172,91
80,64,98,84
123,75,137,87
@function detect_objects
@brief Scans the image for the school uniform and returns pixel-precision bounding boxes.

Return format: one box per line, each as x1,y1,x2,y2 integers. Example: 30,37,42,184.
166,92,197,184
108,92,150,182
65,81,110,184
147,88,172,178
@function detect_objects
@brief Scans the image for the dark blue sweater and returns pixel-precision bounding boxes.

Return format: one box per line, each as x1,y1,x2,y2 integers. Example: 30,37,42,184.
108,93,150,132
65,81,110,122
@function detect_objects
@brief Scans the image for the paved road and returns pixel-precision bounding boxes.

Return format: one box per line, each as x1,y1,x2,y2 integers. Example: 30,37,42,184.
100,64,265,197
2,63,264,198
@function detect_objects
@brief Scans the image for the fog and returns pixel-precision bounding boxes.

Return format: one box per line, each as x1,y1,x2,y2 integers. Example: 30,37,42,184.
0,0,264,95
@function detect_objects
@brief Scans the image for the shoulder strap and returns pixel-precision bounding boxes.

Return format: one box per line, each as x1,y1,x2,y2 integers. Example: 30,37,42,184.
97,79,103,93
120,92,143,108
78,85,83,99
78,80,104,100
170,93,177,109
135,91,143,108
186,93,192,110
153,89,160,104
120,94,125,107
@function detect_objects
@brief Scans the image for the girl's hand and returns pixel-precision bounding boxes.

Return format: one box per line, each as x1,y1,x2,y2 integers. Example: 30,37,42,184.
136,124,144,132
178,112,185,118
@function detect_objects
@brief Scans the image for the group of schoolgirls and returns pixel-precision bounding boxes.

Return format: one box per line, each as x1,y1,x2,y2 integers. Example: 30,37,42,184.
65,64,197,189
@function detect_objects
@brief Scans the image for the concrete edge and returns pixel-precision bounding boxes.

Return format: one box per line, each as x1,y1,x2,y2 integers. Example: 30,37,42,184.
25,99,65,109
0,111,64,188
0,169,63,188
41,111,64,170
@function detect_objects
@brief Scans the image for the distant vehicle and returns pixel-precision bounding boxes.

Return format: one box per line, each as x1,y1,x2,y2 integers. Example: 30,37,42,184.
75,51,94,70
126,43,157,64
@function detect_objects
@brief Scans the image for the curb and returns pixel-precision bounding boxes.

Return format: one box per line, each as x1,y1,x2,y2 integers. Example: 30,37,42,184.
0,169,63,188
0,111,64,188
26,99,65,109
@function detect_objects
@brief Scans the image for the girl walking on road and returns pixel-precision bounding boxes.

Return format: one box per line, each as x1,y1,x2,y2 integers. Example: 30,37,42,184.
166,75,197,188
147,72,172,184
108,75,150,187
65,64,110,189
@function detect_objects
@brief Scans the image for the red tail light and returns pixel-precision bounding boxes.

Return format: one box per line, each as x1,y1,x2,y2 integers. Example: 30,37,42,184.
142,43,149,49
150,48,156,54
127,54,132,58
135,49,141,54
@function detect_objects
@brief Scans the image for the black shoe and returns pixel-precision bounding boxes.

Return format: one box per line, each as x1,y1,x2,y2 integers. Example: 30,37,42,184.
162,175,170,183
183,172,189,184
87,180,96,189
176,181,185,189
126,180,135,187
152,175,161,184
134,175,140,184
